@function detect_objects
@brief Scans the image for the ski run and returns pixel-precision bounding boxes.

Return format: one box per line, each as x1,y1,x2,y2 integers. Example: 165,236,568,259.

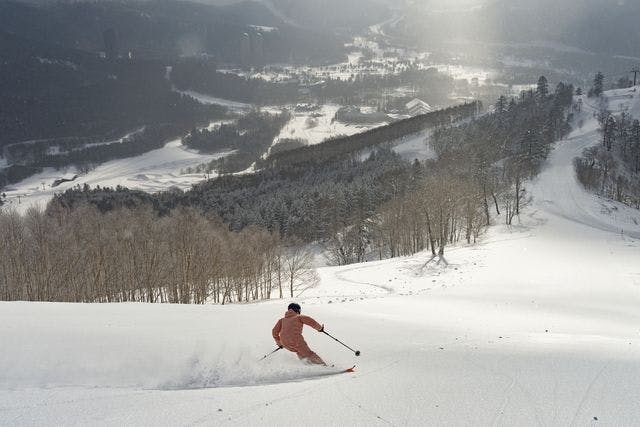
2,88,640,426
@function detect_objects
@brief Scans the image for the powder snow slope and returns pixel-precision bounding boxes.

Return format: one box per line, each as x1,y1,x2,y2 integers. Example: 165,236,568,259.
532,88,640,238
1,89,640,426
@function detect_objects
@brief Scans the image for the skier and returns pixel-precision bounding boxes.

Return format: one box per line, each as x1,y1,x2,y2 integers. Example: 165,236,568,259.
272,303,326,365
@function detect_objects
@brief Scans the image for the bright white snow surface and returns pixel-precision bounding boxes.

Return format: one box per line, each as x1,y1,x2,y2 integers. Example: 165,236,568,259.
2,89,640,426
272,104,387,148
2,139,231,214
176,90,252,113
390,130,436,162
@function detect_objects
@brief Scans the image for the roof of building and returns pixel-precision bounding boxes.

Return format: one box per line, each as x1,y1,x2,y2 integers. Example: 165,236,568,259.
405,98,432,112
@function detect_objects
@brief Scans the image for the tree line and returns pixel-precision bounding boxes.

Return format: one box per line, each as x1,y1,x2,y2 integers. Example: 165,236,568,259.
575,74,640,208
336,78,574,261
0,205,317,304
50,149,409,243
259,101,481,168
171,61,455,107
172,62,302,105
183,110,291,174
428,78,574,226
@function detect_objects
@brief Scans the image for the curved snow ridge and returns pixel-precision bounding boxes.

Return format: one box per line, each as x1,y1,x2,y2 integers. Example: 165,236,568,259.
334,264,396,294
309,245,480,304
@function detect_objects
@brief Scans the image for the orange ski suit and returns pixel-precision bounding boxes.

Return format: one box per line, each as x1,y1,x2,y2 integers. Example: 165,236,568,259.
272,309,326,365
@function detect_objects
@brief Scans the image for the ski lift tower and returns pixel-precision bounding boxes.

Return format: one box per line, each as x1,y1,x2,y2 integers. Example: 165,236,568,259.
631,67,640,86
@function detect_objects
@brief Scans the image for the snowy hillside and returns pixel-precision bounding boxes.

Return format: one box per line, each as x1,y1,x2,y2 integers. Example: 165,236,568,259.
0,110,392,214
2,139,232,214
2,94,390,214
535,88,640,238
272,104,388,148
2,89,640,426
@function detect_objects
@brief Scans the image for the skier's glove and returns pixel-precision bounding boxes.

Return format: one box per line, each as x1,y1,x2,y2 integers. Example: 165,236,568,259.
319,325,324,332
278,345,283,349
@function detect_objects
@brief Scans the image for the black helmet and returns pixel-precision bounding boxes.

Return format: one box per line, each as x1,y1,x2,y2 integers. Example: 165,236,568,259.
288,303,301,314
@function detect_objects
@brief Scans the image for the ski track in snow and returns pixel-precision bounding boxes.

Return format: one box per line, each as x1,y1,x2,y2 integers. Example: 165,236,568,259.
2,89,640,426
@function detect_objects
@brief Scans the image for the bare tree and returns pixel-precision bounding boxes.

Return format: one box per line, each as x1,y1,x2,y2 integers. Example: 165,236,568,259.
284,244,319,298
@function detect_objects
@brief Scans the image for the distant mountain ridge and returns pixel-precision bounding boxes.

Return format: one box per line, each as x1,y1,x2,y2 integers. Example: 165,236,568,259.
399,0,640,57
13,0,391,32
0,0,345,64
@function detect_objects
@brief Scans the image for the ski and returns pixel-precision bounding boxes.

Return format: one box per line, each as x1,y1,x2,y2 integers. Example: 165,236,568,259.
328,364,356,373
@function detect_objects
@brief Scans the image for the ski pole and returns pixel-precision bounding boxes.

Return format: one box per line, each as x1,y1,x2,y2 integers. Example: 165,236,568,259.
322,330,361,356
259,347,282,361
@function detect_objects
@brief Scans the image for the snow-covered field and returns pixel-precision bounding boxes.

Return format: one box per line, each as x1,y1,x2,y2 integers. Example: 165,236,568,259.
357,130,436,163
2,140,231,214
272,104,387,148
390,130,436,162
433,63,495,84
2,90,640,426
177,90,252,113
